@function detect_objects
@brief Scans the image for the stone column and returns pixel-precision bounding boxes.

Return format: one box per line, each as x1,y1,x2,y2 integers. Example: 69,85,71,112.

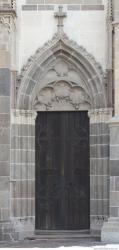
89,108,112,234
0,5,16,241
101,117,119,243
10,109,37,240
113,22,119,115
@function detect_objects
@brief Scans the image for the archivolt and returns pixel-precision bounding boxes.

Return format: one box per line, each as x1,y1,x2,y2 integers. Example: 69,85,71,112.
16,32,107,110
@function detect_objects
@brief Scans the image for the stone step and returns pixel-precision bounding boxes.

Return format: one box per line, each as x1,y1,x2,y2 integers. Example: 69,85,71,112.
27,230,100,242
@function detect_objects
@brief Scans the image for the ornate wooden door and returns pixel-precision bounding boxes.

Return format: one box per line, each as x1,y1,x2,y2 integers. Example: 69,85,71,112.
35,112,90,230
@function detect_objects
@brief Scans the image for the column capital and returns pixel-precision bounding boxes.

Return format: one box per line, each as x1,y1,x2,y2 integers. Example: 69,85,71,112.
112,21,119,28
11,109,37,124
88,108,113,123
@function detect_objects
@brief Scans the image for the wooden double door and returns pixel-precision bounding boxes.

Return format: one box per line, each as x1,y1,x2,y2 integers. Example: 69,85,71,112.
35,111,90,230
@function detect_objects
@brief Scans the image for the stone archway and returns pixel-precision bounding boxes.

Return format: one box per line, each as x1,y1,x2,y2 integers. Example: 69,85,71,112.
11,32,112,239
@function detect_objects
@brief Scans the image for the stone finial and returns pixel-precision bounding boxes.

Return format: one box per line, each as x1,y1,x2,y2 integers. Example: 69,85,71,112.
54,6,67,33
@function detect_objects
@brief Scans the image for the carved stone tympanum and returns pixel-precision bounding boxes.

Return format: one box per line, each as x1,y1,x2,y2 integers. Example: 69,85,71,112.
33,80,91,111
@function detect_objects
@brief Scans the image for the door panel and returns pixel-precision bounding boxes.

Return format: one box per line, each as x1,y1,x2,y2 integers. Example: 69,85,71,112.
35,112,90,230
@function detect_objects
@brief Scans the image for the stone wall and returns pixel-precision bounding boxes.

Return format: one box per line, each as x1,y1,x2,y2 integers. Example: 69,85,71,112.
89,109,112,233
10,111,36,240
0,4,16,241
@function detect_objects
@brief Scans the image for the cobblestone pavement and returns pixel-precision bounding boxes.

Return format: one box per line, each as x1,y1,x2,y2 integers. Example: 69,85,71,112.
0,239,119,249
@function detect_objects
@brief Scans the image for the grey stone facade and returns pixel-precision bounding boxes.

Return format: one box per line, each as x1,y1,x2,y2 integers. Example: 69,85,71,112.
1,0,119,244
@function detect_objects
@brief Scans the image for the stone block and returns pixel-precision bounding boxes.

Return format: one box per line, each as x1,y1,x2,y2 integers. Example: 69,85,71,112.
90,123,108,136
110,146,119,160
1,208,10,220
90,144,109,158
110,177,115,191
11,124,35,137
0,177,9,191
67,5,81,10
26,0,44,3
90,199,108,216
0,128,10,145
0,69,10,96
12,180,35,198
0,162,9,176
90,176,108,200
22,5,37,11
110,207,118,217
12,198,35,217
11,163,35,180
90,134,109,145
0,114,10,127
0,145,9,162
110,160,119,176
110,191,119,206
81,5,104,11
0,192,9,208
38,5,54,10
26,0,102,3
0,50,10,68
0,97,10,113
115,177,119,191
11,150,35,164
90,158,108,175
11,136,35,150
110,126,119,145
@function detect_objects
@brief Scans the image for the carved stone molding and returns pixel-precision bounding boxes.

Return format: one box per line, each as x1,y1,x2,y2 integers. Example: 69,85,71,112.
88,108,113,117
88,108,113,123
112,21,119,28
0,16,11,33
33,80,91,111
11,109,37,125
17,31,105,87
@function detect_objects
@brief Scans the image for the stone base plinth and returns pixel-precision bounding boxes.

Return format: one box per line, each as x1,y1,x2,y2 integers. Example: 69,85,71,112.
101,218,119,243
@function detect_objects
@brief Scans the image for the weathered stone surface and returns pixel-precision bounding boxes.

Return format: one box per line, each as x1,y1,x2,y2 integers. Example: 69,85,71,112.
1,208,10,221
115,177,119,191
90,176,108,199
0,177,9,191
11,198,35,217
0,145,10,162
26,0,102,3
11,163,35,179
110,191,119,206
110,146,119,160
90,158,108,175
0,69,10,96
0,162,9,176
11,150,35,164
90,199,108,216
11,124,35,137
0,114,10,127
90,144,109,158
0,192,9,208
90,134,109,145
0,97,10,113
0,128,10,144
11,136,35,150
90,123,109,136
110,177,115,191
110,207,118,217
110,160,119,176
12,180,35,198
110,126,119,145
0,51,10,68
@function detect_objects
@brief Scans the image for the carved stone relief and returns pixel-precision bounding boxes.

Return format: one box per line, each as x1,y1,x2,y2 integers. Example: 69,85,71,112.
33,80,91,111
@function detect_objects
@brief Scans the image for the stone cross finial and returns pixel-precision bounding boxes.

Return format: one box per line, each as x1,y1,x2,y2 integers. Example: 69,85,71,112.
54,6,67,32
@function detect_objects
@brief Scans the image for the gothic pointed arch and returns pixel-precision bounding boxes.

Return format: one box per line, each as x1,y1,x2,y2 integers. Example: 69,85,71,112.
16,32,107,110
